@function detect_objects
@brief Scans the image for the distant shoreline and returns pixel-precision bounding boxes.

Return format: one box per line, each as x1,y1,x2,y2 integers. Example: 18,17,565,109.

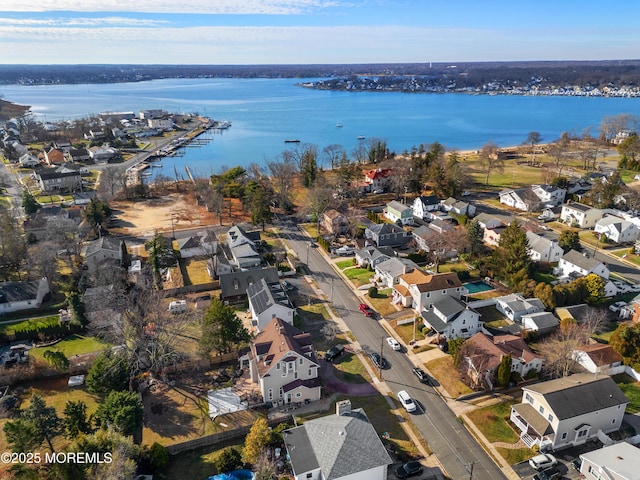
0,98,30,120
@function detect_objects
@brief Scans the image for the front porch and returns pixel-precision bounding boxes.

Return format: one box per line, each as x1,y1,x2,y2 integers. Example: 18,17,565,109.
510,404,554,450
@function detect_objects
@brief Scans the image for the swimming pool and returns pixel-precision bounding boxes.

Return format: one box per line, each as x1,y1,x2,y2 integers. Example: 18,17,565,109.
464,280,494,294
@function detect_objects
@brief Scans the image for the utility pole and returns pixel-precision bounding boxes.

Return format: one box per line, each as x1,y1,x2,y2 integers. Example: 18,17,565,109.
379,336,384,380
467,461,478,480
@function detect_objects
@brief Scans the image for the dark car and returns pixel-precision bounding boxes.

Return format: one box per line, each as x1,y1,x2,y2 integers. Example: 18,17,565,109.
412,367,429,384
370,352,387,369
533,467,561,480
395,461,423,479
570,457,582,472
325,345,345,362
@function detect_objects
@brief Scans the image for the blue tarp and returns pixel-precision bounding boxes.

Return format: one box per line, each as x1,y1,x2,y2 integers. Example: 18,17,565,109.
207,470,254,480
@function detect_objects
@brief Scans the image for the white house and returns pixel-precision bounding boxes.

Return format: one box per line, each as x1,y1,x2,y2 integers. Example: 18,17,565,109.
594,215,640,244
82,236,123,272
420,295,481,340
572,343,624,375
554,249,610,281
392,270,467,311
499,188,531,211
510,374,629,451
495,293,545,322
526,231,564,263
560,202,602,228
521,311,560,334
0,278,50,314
354,245,392,269
246,317,321,406
284,400,392,480
176,230,218,259
374,257,418,288
246,278,295,332
412,195,440,220
531,184,566,207
441,197,476,217
18,153,40,168
579,442,640,480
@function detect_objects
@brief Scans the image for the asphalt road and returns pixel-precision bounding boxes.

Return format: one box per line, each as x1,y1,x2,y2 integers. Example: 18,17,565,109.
276,217,507,480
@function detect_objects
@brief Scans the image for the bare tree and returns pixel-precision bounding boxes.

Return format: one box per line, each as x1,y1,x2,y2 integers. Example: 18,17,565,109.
537,320,583,378
97,166,123,201
27,241,60,290
548,133,571,178
322,144,346,170
478,141,503,185
267,156,297,212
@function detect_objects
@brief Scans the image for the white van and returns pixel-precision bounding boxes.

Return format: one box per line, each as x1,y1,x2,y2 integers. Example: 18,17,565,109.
168,300,187,314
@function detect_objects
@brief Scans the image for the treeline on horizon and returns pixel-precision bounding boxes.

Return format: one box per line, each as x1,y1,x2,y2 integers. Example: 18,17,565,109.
1,60,640,87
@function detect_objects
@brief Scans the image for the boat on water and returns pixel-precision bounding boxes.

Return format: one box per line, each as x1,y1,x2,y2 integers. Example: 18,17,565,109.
153,162,162,168
336,123,343,128
284,139,301,143
357,135,366,140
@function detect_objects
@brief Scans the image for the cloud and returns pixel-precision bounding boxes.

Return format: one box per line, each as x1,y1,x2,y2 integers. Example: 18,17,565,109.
0,0,346,14
0,16,167,27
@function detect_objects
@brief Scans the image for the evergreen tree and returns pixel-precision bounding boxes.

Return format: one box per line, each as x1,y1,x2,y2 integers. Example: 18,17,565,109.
496,354,512,387
21,394,63,452
86,350,130,396
466,219,484,255
493,220,531,285
83,198,112,236
558,230,581,253
63,400,92,438
94,391,143,437
199,298,250,355
21,189,40,215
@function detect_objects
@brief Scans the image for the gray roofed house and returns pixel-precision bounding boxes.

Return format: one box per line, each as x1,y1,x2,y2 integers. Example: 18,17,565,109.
82,236,123,272
226,225,260,248
526,230,564,263
354,245,393,268
219,267,279,302
0,278,50,315
247,277,295,331
555,249,610,282
364,222,411,248
36,169,82,193
421,295,481,340
284,401,392,480
495,293,545,322
374,257,418,288
510,373,628,451
579,442,640,480
520,311,560,334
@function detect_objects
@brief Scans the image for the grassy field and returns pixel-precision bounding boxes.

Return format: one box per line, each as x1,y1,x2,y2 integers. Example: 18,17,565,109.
29,334,110,361
332,351,373,384
336,259,356,270
366,288,399,317
0,315,59,335
612,249,640,267
183,259,212,285
465,400,520,444
425,356,473,398
614,374,640,414
394,319,426,344
342,266,373,287
297,302,332,323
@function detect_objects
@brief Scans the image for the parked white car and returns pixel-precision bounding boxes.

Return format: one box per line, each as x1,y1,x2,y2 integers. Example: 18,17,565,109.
386,337,402,351
397,390,417,413
609,301,627,313
529,453,557,471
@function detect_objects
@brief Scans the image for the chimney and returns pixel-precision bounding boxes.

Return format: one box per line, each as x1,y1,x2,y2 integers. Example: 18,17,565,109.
336,399,351,416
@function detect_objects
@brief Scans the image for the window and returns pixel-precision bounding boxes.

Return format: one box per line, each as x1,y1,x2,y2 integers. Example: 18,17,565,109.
612,418,616,424
548,414,554,423
268,389,273,400
561,432,567,440
577,429,587,438
306,473,313,479
296,392,301,398
538,406,545,414
525,393,533,404
299,358,303,365
276,363,280,370
308,369,312,376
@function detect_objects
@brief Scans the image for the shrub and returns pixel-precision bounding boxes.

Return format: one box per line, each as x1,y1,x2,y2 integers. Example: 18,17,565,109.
368,286,378,298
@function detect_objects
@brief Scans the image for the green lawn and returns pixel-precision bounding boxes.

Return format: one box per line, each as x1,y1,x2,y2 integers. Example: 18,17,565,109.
614,374,640,414
29,334,110,360
332,351,373,384
336,259,356,270
465,400,520,444
533,271,557,284
298,302,332,323
0,315,59,335
367,289,399,317
395,319,426,344
612,249,640,267
343,267,373,287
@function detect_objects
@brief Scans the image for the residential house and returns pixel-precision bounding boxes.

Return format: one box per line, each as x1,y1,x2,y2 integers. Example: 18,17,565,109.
246,317,321,406
554,250,613,296
572,344,624,375
218,267,279,303
247,278,296,332
82,236,123,272
89,146,118,164
412,195,440,220
538,205,562,222
393,270,466,311
36,170,82,193
73,191,96,206
531,184,566,207
374,257,419,288
364,168,392,192
354,245,392,269
555,303,591,324
412,222,459,260
463,332,544,390
43,147,65,165
384,200,414,226
520,311,560,335
283,400,392,480
147,118,174,130
494,293,545,322
18,153,40,168
475,212,512,231
441,197,476,217
226,225,260,249
364,223,411,248
526,231,564,263
0,278,50,314
594,215,640,244
226,226,261,269
560,202,602,228
421,295,481,340
67,148,91,163
579,442,639,480
176,230,217,259
322,209,350,236
23,205,76,241
510,374,629,451
499,188,534,211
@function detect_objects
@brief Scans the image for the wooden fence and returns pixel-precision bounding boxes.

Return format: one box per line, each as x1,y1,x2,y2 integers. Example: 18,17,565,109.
166,416,289,455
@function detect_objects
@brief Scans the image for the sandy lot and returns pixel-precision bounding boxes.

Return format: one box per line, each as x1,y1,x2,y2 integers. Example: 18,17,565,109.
109,193,250,237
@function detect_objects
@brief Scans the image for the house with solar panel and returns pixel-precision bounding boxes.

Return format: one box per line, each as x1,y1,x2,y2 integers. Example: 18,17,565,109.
247,278,295,332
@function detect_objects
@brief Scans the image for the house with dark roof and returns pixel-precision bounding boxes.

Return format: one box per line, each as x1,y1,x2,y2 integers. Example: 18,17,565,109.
520,311,560,334
494,293,545,322
247,278,295,331
35,169,82,193
176,230,217,259
554,250,616,296
463,332,544,390
245,317,320,406
572,344,624,375
560,202,602,228
412,195,439,220
384,200,414,226
392,270,467,312
421,295,481,340
510,374,629,451
364,223,411,248
373,257,418,288
218,267,279,303
440,197,476,217
0,278,50,314
284,400,392,480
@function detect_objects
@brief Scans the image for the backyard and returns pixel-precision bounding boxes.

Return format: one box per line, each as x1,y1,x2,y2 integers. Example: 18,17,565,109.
425,356,473,399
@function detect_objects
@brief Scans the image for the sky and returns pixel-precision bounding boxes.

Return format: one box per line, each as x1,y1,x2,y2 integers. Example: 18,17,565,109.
1,0,639,65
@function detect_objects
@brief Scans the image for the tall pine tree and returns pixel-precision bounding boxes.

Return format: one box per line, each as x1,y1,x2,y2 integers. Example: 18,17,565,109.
493,220,531,286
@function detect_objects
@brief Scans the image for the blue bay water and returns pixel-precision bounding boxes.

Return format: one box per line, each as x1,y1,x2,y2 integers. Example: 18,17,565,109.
1,78,639,177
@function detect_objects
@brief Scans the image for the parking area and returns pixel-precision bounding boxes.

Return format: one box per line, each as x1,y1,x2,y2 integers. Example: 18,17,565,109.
511,440,601,479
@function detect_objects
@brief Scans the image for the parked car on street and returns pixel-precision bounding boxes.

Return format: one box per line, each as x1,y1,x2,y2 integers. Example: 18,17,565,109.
369,352,387,369
386,337,401,351
533,467,561,480
412,367,430,384
397,390,417,413
359,303,374,317
395,461,423,478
